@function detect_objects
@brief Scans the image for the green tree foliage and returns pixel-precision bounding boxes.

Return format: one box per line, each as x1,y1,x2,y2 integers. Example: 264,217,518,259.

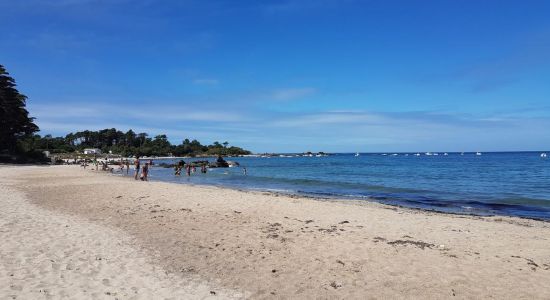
0,65,250,158
0,65,39,154
26,128,251,157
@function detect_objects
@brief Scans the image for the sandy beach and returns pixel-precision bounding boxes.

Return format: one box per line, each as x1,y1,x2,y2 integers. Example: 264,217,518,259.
1,165,550,299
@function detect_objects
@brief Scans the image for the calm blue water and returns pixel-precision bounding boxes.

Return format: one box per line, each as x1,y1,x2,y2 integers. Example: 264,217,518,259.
138,152,550,220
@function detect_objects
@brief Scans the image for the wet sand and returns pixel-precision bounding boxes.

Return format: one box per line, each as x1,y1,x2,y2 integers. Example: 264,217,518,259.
1,165,549,299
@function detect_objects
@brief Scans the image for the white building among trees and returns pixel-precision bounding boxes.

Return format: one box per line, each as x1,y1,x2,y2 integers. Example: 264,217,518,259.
83,148,102,155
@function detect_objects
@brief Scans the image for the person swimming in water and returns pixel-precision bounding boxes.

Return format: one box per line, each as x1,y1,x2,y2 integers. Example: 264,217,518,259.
175,160,184,176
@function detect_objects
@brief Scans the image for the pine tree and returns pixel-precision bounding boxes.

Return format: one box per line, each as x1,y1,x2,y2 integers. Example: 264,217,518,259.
0,65,39,154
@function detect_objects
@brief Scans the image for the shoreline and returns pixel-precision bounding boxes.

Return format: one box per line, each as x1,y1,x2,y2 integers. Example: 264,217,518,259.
105,165,550,223
233,188,550,223
2,165,550,299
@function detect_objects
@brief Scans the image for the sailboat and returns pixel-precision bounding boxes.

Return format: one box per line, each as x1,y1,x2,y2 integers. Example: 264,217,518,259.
355,152,360,157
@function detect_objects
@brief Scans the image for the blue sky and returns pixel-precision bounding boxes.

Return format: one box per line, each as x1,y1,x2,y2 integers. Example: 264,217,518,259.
1,0,549,152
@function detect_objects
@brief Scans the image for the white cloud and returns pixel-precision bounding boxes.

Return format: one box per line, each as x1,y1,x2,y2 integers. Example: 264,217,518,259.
28,101,550,152
193,78,219,85
269,112,384,127
30,102,244,123
269,87,316,101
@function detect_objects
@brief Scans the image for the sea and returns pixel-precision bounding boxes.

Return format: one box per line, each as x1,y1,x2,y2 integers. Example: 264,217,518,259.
137,152,550,220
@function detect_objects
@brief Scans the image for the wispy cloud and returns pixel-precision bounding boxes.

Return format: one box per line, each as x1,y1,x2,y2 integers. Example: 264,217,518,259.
193,78,219,85
453,30,550,93
255,110,550,152
20,31,93,55
29,100,550,152
267,111,508,128
262,0,349,14
29,102,245,123
268,87,317,101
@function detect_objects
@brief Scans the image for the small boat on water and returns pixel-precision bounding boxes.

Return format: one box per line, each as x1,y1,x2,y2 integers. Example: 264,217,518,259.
476,152,482,156
414,153,420,156
542,153,548,158
355,152,360,157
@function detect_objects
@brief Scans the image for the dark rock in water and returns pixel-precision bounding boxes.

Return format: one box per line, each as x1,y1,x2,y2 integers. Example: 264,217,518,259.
189,160,209,167
209,161,229,168
200,156,240,168
157,162,174,168
209,155,230,168
227,161,240,167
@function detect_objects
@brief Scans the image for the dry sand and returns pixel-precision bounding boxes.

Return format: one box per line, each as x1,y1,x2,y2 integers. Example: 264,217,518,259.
1,165,550,299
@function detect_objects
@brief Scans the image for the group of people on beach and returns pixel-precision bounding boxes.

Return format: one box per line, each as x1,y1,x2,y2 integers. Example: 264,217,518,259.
131,156,151,181
81,156,114,172
109,156,151,181
83,155,247,180
118,159,130,174
174,160,207,177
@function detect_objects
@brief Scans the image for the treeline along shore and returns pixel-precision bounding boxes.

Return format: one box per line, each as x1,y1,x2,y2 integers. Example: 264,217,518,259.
1,64,249,163
19,128,251,158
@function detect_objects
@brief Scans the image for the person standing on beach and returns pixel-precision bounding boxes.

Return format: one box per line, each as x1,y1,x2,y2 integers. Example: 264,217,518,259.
134,156,140,180
141,162,149,181
125,160,130,175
